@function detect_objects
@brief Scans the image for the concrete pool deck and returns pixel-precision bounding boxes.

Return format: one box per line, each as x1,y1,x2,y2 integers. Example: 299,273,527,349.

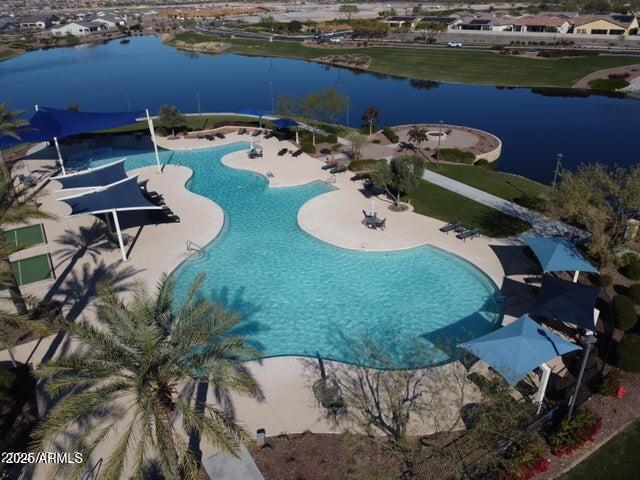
1,132,547,479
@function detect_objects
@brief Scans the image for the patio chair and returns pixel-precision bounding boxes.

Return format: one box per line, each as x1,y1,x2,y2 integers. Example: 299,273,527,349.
321,161,337,170
238,128,246,135
329,165,347,174
277,148,288,156
215,132,225,139
292,149,303,157
376,218,386,230
264,131,275,139
439,221,463,233
251,129,261,137
18,174,35,187
205,134,214,141
456,228,481,241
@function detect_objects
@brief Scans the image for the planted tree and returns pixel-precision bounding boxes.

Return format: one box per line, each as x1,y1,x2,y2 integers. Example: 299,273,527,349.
407,125,427,153
339,4,359,21
157,105,187,138
361,106,379,136
347,131,367,161
370,154,425,207
0,102,29,172
33,273,264,480
549,164,640,265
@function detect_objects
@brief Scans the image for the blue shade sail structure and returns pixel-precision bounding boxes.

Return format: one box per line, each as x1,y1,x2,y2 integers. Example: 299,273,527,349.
530,274,601,330
459,314,581,385
59,176,162,217
238,108,271,118
523,236,598,274
51,159,127,190
271,118,299,129
0,106,145,147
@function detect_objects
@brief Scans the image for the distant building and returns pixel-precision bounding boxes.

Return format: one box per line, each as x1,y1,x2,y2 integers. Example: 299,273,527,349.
573,14,638,35
0,15,20,31
19,15,53,29
51,21,107,36
92,13,127,28
417,16,462,30
511,15,572,33
383,16,421,29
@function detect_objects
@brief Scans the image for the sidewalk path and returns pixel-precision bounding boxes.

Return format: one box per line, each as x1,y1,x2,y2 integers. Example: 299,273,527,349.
422,169,580,237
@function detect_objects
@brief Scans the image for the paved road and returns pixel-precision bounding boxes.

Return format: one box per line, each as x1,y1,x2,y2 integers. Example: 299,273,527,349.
422,168,580,238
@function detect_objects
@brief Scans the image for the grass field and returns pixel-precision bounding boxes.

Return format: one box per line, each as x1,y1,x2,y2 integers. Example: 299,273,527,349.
560,419,640,480
101,114,275,134
0,49,20,61
172,33,640,87
425,163,550,201
406,180,531,237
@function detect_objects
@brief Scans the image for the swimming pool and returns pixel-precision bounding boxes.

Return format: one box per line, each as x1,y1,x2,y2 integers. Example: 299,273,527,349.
66,143,503,368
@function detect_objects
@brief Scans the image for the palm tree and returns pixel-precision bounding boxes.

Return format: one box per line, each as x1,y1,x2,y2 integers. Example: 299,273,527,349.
33,273,264,480
0,102,29,173
361,106,379,137
0,169,53,314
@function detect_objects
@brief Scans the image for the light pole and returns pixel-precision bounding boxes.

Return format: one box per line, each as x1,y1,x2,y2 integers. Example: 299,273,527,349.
552,153,563,189
436,120,443,163
568,333,597,417
269,82,274,112
124,85,131,112
196,92,201,116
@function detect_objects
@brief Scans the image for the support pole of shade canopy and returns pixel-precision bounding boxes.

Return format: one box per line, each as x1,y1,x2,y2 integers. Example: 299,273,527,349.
53,136,66,176
111,209,127,262
535,362,552,415
573,270,579,283
295,127,299,145
146,109,161,173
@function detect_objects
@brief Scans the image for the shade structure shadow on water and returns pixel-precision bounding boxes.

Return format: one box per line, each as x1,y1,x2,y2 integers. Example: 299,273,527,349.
66,142,503,369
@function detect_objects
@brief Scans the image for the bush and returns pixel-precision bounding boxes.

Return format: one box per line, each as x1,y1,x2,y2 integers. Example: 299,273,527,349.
547,408,601,456
474,158,489,167
623,256,640,280
628,284,640,304
348,159,385,172
437,148,475,164
301,140,316,154
371,139,381,144
589,273,612,288
615,334,640,372
595,369,621,396
382,126,399,143
324,133,338,144
612,295,638,331
587,77,630,91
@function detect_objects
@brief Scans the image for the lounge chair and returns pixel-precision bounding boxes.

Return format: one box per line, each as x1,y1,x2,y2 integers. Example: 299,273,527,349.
18,174,35,186
350,173,369,182
264,131,275,139
376,218,386,230
440,221,464,233
292,149,303,157
456,228,481,241
238,128,246,135
321,162,337,170
215,132,225,139
251,129,261,137
205,134,215,141
277,148,288,156
329,165,347,174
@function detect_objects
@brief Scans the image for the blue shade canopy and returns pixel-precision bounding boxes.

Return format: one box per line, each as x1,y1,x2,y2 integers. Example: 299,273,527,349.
531,274,601,330
238,108,271,118
523,236,598,274
459,314,581,385
0,106,145,147
271,118,299,129
59,177,162,217
51,159,127,190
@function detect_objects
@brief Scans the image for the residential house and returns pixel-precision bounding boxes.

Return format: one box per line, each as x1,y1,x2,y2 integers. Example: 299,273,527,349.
92,13,127,28
572,14,638,35
511,15,572,33
19,15,52,29
382,16,421,29
0,15,19,31
417,16,463,31
51,21,107,36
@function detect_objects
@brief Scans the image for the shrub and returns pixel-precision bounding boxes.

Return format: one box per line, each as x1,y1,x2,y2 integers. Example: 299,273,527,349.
615,334,640,372
547,408,601,456
623,256,640,280
595,369,621,396
0,367,17,404
301,140,316,154
371,139,381,144
437,148,475,164
474,158,489,167
589,273,612,288
331,143,341,151
348,159,385,172
382,126,399,143
324,133,338,144
587,77,630,91
612,295,638,331
628,284,640,304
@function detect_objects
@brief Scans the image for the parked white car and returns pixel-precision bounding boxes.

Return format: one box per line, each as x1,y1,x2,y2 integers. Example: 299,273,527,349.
329,37,342,43
447,41,463,48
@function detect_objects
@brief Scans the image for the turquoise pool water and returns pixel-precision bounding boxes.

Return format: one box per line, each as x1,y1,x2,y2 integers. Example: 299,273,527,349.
67,143,503,368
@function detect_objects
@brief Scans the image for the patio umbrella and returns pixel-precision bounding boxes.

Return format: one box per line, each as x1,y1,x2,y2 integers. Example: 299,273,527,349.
530,274,601,331
523,236,598,282
459,314,581,386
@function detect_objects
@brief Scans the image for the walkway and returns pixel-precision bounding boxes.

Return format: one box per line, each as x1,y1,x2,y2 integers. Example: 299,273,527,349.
422,169,580,237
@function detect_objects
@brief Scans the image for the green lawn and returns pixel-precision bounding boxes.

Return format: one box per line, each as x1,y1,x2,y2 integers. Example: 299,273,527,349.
0,49,20,62
560,419,640,480
405,180,531,237
172,33,640,87
100,114,276,134
425,163,550,202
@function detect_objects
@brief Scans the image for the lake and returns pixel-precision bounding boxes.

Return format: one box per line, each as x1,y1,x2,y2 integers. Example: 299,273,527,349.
1,35,638,183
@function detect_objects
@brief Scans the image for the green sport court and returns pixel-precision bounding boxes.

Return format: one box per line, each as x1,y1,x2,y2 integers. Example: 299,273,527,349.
10,254,54,286
4,224,46,249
